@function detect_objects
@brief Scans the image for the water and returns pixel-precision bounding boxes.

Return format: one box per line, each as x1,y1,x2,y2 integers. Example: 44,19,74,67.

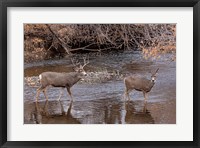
24,50,176,124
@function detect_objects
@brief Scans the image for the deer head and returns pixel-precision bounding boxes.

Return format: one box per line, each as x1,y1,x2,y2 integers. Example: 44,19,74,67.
71,56,89,76
151,68,159,82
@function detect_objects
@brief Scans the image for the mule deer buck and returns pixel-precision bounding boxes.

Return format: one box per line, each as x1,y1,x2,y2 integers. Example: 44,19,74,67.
124,68,159,102
35,57,89,102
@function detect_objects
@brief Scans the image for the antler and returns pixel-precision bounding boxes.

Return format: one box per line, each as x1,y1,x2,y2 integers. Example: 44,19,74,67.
71,57,80,67
82,56,89,68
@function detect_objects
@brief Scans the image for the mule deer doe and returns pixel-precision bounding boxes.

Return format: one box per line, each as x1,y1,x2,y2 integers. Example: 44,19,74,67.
124,68,159,102
35,57,89,102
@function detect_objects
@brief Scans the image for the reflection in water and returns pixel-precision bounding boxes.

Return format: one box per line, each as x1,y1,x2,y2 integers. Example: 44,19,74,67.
27,98,154,124
24,51,176,124
124,101,154,124
32,100,80,124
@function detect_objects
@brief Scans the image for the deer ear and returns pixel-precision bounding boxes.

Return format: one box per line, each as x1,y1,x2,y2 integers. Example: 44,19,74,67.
155,68,159,74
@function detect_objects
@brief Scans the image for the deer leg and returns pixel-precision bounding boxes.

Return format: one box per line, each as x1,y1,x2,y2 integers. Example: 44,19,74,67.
143,92,148,102
35,86,42,102
124,89,131,101
127,90,132,101
58,88,64,101
143,101,147,113
43,88,48,101
66,87,73,102
123,89,127,100
123,88,128,100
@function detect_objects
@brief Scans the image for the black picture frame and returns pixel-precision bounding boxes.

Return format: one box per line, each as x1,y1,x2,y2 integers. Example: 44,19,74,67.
0,0,199,147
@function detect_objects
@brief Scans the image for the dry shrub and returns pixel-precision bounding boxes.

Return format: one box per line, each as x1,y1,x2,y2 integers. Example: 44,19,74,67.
24,24,176,62
140,24,176,59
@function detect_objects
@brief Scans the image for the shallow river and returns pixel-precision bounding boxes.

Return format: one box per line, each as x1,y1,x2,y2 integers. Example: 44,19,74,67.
24,50,176,124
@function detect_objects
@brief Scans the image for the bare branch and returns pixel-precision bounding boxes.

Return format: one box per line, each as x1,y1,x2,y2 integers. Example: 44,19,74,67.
46,24,71,55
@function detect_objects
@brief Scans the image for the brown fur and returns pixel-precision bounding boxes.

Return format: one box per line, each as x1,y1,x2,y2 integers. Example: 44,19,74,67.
124,68,159,101
35,67,87,102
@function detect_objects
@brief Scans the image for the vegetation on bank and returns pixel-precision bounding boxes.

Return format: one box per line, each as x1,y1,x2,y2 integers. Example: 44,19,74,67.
24,24,176,62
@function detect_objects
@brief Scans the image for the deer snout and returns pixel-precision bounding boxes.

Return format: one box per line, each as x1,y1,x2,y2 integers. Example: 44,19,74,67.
151,76,156,82
82,71,87,76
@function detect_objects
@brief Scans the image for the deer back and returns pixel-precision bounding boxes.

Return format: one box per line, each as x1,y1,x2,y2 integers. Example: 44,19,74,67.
125,75,155,92
40,72,82,88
